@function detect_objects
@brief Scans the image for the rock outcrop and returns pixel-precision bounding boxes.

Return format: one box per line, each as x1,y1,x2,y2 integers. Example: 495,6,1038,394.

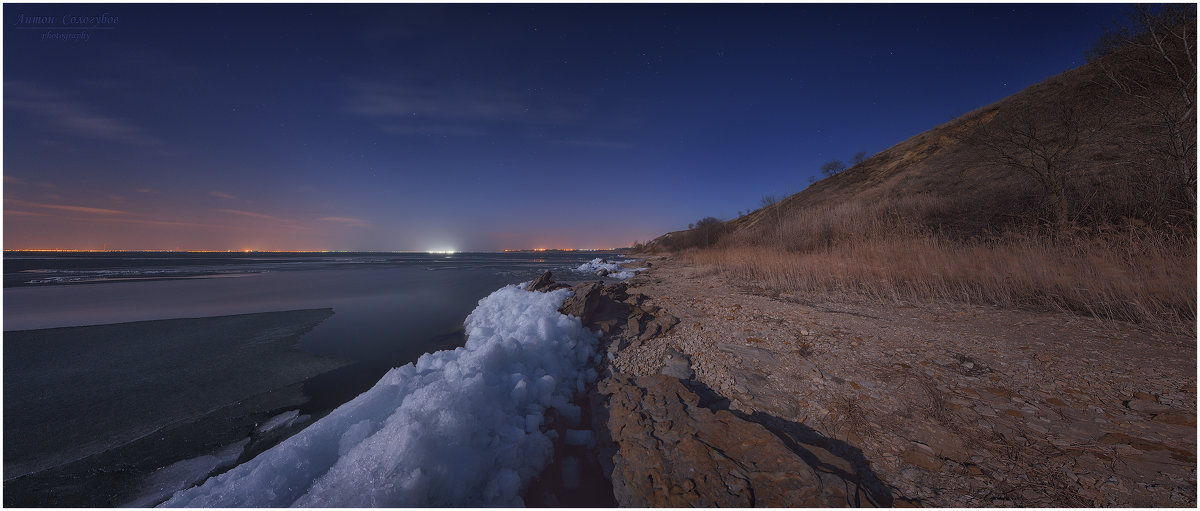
557,281,679,348
596,373,888,507
530,269,892,507
525,271,570,292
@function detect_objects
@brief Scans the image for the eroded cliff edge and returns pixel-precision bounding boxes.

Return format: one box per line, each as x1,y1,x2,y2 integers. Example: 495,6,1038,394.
533,254,1195,507
529,265,902,507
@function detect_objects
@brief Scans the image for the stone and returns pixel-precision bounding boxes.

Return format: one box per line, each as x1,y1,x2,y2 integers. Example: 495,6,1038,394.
903,448,944,471
904,422,969,463
1126,399,1174,415
597,373,891,507
660,347,695,380
1152,411,1197,426
524,271,570,292
558,281,677,346
558,281,626,333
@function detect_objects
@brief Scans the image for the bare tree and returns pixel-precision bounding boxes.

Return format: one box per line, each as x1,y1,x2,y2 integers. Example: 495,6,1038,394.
1090,4,1196,222
973,102,1101,234
850,151,868,166
820,159,847,177
693,216,726,248
760,194,781,208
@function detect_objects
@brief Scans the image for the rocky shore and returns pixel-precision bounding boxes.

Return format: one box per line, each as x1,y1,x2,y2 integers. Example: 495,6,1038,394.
531,256,1196,507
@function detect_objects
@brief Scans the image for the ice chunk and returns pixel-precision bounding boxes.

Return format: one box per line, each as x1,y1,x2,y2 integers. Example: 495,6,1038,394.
255,410,300,434
525,414,541,433
125,438,249,508
163,284,600,508
557,403,582,426
563,429,594,447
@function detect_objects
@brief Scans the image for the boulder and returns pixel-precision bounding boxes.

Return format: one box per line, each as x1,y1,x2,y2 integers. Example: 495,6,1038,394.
558,282,632,335
557,282,677,345
596,374,885,507
525,271,570,292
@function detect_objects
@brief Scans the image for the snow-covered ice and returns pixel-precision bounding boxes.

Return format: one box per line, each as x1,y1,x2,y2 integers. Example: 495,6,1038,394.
574,258,633,273
574,258,647,280
162,284,600,507
604,269,642,280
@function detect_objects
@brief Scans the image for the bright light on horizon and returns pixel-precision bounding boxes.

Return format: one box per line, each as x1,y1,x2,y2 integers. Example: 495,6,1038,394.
426,249,458,254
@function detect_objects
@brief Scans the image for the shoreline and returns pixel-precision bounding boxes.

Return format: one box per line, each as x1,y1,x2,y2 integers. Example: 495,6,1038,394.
3,255,638,507
587,255,1196,506
10,255,1192,506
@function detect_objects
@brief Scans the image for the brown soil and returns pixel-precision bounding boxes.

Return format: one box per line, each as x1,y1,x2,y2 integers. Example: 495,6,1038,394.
611,256,1196,507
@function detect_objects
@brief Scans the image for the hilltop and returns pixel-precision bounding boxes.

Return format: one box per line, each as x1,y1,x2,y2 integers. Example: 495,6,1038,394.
640,7,1195,329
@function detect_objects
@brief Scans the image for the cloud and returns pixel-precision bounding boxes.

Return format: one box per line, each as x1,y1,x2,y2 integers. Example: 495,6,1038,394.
317,216,369,227
91,217,211,228
210,191,236,200
4,176,56,188
5,199,126,215
379,124,486,137
5,82,159,146
213,209,311,233
4,209,51,217
343,79,585,135
549,138,636,150
215,209,281,221
345,82,529,122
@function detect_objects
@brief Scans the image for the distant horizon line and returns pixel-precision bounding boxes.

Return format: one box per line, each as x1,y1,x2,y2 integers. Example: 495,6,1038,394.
3,248,630,254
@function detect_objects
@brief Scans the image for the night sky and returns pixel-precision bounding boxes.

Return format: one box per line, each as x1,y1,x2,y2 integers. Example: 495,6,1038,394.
4,3,1129,251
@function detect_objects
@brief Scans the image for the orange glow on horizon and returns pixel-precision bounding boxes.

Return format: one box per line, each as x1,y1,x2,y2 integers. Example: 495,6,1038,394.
6,246,629,253
3,249,346,253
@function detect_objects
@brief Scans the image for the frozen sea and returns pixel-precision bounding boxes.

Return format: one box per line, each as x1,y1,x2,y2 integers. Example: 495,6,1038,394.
3,251,625,506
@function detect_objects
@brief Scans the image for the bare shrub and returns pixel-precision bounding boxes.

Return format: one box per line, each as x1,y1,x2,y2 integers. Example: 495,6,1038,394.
821,160,847,177
1089,4,1197,225
655,217,729,252
970,99,1107,234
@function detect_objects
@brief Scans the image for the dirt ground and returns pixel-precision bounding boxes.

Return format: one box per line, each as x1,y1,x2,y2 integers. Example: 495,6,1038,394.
610,256,1196,507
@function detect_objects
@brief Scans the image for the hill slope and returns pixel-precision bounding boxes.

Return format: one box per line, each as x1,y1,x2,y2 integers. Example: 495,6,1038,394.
654,53,1185,250
639,21,1195,327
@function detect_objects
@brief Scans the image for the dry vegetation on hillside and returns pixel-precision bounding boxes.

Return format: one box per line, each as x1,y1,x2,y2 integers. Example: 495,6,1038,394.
691,196,1194,328
639,6,1196,332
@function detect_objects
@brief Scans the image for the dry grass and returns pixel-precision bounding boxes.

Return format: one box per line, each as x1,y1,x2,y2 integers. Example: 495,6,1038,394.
685,196,1195,331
